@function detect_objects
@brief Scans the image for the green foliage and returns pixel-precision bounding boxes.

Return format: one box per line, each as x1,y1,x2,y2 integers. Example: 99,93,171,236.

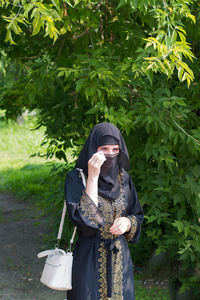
0,0,196,85
0,0,200,297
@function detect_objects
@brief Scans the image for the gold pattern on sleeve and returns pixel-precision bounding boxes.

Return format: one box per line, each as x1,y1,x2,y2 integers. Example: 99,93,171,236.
124,215,137,242
78,192,105,226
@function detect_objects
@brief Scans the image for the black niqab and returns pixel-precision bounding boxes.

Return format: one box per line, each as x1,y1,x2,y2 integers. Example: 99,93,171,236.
75,123,130,200
98,153,120,200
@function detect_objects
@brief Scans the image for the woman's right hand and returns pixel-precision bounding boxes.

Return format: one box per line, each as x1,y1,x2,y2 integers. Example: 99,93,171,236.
86,151,106,206
88,151,106,179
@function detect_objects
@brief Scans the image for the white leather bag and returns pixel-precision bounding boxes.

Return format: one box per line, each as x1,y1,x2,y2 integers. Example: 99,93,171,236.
37,168,86,290
37,246,74,290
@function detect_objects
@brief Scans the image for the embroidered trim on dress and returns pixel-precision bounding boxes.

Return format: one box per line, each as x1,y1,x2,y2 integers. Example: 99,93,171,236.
124,215,137,242
78,192,105,227
98,172,125,299
98,241,108,299
112,239,123,299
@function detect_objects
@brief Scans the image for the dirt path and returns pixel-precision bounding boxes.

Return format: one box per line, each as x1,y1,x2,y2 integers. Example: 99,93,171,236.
0,192,67,300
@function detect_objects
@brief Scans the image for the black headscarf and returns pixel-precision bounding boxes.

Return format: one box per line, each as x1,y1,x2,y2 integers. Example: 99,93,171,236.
75,123,130,200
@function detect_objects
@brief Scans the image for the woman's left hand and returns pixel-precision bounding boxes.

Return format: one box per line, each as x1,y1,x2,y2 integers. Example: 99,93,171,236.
110,217,131,235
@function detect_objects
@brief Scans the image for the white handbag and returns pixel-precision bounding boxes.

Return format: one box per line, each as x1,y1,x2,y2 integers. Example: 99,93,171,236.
37,168,86,290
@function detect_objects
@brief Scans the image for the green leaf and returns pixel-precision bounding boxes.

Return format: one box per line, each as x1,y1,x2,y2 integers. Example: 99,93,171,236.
85,86,97,99
4,29,16,44
74,0,81,6
32,18,43,36
191,166,200,179
11,19,22,34
173,220,184,232
177,66,184,81
76,78,87,92
117,0,127,9
170,96,186,106
50,0,61,12
174,193,184,205
63,0,74,8
177,61,194,79
85,105,100,115
24,3,34,19
146,69,153,84
186,13,196,24
176,26,186,35
171,31,177,44
146,215,158,224
178,31,186,42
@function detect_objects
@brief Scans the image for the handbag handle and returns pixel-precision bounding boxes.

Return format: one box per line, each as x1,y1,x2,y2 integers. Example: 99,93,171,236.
56,168,86,247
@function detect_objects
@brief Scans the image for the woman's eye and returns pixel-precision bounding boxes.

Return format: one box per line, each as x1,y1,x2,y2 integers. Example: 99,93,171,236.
98,147,119,153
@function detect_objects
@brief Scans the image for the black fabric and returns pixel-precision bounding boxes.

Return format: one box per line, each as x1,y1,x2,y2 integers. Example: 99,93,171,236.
103,237,120,297
101,135,118,146
75,123,130,200
77,235,120,298
98,153,120,201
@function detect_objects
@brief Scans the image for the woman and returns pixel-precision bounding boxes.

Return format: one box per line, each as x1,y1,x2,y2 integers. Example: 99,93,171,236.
65,123,144,300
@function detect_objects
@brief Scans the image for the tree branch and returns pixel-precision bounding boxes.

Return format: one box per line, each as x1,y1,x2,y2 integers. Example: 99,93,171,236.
72,29,89,40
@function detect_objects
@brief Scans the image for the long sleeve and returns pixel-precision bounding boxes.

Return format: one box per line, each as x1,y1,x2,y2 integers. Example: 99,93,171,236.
124,176,144,243
65,169,106,234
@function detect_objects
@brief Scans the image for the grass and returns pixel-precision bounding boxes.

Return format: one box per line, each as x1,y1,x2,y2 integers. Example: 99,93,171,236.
135,284,169,300
0,110,170,300
0,111,62,201
0,112,47,169
0,112,50,193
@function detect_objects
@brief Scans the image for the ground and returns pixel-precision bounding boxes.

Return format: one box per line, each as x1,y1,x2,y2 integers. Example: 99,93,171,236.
0,192,67,300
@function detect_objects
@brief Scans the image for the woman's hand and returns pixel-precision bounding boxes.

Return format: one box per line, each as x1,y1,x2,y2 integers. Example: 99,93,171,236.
110,217,131,235
88,151,106,179
85,151,106,206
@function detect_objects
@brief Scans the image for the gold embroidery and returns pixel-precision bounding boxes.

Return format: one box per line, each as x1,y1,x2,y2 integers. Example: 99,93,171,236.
98,172,126,239
98,242,108,299
98,172,125,299
98,196,114,240
124,215,137,242
79,193,104,226
98,239,123,300
112,239,123,299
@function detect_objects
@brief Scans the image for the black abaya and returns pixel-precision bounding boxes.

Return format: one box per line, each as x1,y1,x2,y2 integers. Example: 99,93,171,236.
65,168,144,300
